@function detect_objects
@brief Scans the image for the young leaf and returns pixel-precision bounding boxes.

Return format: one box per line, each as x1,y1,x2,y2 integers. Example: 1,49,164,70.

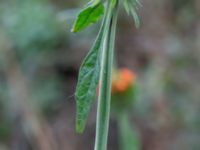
123,0,141,28
130,8,140,28
123,0,130,15
71,2,105,33
75,25,104,133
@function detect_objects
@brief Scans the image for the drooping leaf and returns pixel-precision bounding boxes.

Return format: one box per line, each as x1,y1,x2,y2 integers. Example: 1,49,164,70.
130,8,140,28
123,0,141,28
75,25,105,133
71,2,105,33
123,0,130,15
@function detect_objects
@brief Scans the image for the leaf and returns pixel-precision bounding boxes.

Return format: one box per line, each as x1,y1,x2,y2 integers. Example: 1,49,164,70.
75,25,105,133
71,2,105,33
130,8,140,28
123,0,130,15
123,0,140,28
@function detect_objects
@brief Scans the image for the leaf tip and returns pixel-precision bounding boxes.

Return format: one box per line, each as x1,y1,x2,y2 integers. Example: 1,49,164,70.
71,28,76,33
76,120,85,134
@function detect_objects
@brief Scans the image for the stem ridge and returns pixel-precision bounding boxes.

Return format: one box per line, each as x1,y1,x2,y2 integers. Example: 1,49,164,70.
94,0,119,150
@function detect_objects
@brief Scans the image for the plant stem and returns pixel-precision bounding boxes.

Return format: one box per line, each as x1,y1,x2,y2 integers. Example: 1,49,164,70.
94,0,119,150
117,110,141,150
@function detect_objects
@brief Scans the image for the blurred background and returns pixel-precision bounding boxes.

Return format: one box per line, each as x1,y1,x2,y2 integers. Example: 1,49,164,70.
0,0,200,149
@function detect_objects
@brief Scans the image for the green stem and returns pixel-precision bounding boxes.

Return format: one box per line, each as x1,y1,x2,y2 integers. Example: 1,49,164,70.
117,110,141,150
94,0,119,150
117,111,130,150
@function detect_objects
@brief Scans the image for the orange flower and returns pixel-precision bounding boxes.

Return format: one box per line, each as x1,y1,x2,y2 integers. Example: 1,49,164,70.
96,68,136,95
112,68,136,93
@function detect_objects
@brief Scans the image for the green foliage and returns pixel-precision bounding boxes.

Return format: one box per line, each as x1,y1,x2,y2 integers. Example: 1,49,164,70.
94,1,119,149
73,0,115,133
123,0,141,28
73,0,140,149
73,0,141,133
75,26,104,133
71,2,105,32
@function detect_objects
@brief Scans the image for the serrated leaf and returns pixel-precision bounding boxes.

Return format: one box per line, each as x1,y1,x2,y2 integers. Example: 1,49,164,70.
71,2,105,32
75,26,105,133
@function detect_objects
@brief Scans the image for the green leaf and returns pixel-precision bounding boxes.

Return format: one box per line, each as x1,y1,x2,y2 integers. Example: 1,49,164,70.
123,0,130,15
75,25,105,133
130,8,140,28
71,2,105,33
123,0,141,28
